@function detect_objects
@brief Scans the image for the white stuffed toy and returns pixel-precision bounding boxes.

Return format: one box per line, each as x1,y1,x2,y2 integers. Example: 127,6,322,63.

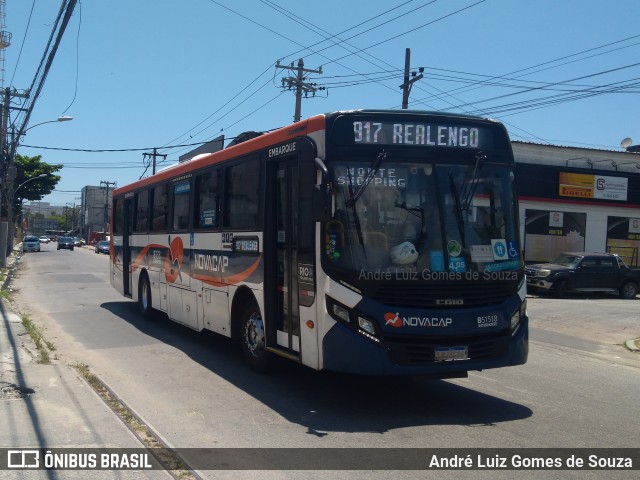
390,241,418,265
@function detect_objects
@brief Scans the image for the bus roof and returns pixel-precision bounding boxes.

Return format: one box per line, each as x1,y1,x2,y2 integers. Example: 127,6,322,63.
115,113,327,196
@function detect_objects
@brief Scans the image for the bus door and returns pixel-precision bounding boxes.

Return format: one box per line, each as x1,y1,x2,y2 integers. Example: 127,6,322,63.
265,140,317,367
123,196,133,297
269,159,301,355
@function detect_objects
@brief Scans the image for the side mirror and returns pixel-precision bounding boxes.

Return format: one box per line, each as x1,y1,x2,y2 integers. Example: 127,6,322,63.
312,185,330,222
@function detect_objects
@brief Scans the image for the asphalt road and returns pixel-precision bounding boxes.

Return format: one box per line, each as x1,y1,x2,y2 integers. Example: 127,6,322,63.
8,244,640,479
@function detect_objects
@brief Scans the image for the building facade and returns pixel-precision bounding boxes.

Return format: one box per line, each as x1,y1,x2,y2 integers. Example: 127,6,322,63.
513,142,640,265
23,201,64,218
80,185,112,240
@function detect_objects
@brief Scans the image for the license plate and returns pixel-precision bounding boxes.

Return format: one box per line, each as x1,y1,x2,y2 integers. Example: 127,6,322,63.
435,346,468,361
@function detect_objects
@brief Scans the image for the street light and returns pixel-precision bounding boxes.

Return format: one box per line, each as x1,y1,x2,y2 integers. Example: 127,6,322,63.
23,116,73,134
1,116,72,266
14,173,49,195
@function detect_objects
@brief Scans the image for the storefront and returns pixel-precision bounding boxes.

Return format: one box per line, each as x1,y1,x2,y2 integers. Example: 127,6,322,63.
513,142,640,265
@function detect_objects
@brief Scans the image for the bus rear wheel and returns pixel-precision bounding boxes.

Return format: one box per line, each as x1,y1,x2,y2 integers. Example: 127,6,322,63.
240,303,272,372
138,274,154,320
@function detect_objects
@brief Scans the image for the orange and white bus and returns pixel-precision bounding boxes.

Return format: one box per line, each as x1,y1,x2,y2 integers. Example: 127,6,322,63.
110,109,528,376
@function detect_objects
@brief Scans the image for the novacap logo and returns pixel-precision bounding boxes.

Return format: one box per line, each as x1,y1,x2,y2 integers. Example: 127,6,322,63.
384,312,453,328
384,312,402,328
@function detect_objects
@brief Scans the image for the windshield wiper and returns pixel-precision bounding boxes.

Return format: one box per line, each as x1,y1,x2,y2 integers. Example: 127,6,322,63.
459,151,486,210
345,164,367,255
449,173,466,244
346,150,387,207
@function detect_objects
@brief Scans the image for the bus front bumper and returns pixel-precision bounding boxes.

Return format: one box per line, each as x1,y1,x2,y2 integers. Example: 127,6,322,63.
322,317,529,376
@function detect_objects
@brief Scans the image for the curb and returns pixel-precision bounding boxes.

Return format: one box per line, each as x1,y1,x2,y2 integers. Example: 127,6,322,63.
1,249,21,290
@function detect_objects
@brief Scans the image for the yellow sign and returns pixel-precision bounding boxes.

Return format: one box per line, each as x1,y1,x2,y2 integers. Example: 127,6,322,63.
559,185,593,198
559,172,594,187
559,172,595,198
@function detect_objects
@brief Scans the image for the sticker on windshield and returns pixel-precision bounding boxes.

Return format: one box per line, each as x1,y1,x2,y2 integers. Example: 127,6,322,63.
491,239,508,260
449,257,466,272
470,245,493,263
484,260,521,273
447,240,462,257
507,240,519,259
430,250,445,272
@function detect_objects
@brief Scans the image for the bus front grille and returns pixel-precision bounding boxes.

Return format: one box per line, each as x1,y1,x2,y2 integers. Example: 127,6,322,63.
373,282,514,308
383,332,511,366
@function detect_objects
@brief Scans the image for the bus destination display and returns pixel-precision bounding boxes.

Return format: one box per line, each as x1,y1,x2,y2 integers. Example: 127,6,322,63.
353,120,491,149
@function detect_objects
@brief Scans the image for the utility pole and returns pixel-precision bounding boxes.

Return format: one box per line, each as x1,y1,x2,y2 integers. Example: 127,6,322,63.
100,180,116,235
400,48,424,109
276,58,323,122
143,148,166,175
0,87,27,263
0,0,77,264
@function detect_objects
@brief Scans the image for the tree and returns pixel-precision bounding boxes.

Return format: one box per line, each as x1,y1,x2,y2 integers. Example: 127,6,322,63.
48,212,67,230
11,154,63,221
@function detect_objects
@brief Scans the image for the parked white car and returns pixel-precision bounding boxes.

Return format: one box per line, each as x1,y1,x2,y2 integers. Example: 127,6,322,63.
23,236,41,252
39,236,50,244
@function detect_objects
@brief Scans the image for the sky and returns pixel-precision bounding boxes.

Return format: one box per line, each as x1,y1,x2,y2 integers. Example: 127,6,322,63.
3,0,640,206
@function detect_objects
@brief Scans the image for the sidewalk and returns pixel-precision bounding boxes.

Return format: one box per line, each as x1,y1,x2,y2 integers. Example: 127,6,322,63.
0,251,166,479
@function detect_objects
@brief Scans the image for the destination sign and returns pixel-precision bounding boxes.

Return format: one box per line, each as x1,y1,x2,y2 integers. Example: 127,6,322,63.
353,121,491,148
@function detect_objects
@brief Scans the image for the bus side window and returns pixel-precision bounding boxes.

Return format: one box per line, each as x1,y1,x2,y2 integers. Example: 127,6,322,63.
224,157,260,229
113,198,123,234
172,179,191,231
134,190,149,232
194,169,219,229
151,184,169,232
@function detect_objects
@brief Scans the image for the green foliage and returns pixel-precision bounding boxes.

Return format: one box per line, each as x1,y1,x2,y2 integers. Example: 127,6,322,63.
48,212,67,229
12,154,63,221
14,154,63,201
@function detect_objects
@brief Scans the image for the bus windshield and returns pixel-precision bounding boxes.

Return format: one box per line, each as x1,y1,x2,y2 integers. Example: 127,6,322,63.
326,159,521,276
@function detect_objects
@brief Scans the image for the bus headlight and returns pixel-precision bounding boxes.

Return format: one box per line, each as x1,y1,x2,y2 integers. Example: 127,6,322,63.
326,297,380,343
358,317,375,335
332,303,351,323
511,300,526,334
357,316,381,343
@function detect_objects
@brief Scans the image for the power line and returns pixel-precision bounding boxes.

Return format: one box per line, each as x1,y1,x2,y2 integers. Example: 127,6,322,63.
408,34,640,112
323,0,486,66
61,0,82,115
444,61,640,112
8,0,35,88
163,1,480,147
188,0,440,142
159,63,275,149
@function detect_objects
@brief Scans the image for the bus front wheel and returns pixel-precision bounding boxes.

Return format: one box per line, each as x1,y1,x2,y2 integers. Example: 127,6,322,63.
240,303,272,372
138,274,154,320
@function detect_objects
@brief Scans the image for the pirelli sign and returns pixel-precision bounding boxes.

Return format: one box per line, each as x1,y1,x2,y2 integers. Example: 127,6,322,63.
559,172,628,201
